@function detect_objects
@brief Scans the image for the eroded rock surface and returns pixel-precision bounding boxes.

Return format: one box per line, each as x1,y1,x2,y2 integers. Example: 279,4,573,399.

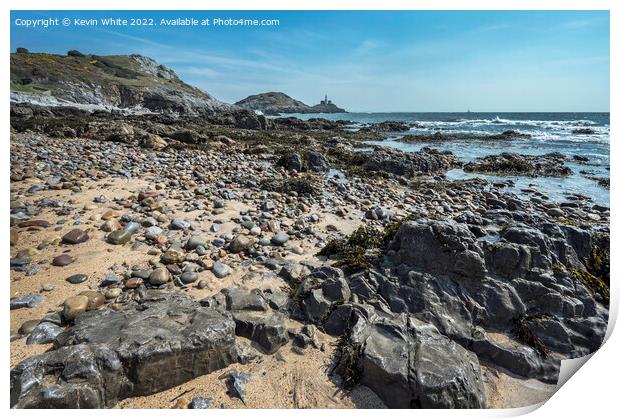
11,292,237,408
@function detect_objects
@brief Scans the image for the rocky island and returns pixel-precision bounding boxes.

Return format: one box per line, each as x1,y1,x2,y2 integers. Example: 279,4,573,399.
236,92,346,115
9,50,609,409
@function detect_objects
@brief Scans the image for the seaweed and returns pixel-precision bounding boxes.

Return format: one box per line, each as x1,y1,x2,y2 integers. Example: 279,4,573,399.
572,232,610,305
333,329,363,389
318,217,418,272
572,269,609,306
318,226,383,272
513,315,550,358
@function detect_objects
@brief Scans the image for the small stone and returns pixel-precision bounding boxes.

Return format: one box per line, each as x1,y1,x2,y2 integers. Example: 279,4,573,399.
79,290,106,311
11,294,44,310
101,210,121,220
212,261,231,279
125,277,143,288
101,219,122,232
63,295,89,320
149,267,171,285
145,226,163,240
547,208,565,217
66,274,88,284
52,254,74,266
40,284,55,292
186,235,208,250
26,322,62,345
107,229,133,245
219,370,251,402
180,271,199,284
170,218,191,230
61,229,89,244
105,288,122,299
100,272,121,286
18,220,51,228
271,232,289,246
196,280,208,289
161,246,186,264
189,397,213,409
19,319,40,335
131,269,152,280
229,235,252,253
250,226,261,236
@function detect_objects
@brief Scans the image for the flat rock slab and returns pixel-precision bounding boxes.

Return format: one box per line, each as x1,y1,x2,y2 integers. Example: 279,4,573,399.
11,292,238,408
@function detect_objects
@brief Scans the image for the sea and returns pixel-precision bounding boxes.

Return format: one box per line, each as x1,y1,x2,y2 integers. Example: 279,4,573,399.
278,112,610,206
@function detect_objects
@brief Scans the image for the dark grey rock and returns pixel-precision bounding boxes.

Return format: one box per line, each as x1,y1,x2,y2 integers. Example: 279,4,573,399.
170,218,191,230
11,293,237,408
66,274,88,284
10,294,44,310
189,396,213,409
233,311,289,354
338,314,486,408
212,262,231,279
220,370,251,403
26,322,62,345
222,288,268,311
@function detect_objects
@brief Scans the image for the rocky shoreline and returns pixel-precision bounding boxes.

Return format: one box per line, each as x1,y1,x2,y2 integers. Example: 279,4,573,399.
10,103,609,409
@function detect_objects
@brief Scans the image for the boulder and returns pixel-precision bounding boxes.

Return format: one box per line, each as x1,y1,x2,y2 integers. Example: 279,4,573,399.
338,314,486,408
11,293,237,408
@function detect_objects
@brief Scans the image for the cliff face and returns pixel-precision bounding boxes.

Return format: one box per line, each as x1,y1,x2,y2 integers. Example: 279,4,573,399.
10,51,231,115
235,92,346,115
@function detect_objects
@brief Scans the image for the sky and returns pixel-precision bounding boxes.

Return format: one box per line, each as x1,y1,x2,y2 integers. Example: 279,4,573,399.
10,10,610,112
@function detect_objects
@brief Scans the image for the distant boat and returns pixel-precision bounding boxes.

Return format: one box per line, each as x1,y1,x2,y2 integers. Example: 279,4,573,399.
467,109,471,113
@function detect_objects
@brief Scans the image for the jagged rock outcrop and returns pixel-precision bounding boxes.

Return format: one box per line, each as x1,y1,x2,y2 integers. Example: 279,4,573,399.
377,219,607,381
10,292,238,408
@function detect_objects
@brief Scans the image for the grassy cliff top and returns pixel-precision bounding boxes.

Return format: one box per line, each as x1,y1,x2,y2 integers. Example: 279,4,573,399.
10,51,209,98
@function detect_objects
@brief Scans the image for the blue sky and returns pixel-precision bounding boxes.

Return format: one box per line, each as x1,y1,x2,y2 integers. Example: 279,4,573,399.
10,10,610,111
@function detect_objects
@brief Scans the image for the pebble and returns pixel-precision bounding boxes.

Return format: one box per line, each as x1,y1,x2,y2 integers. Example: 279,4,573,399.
149,267,171,285
66,273,88,284
61,228,89,244
189,397,213,409
101,210,121,220
104,288,122,299
271,232,289,246
170,218,191,230
186,235,208,250
63,295,89,320
212,261,231,278
79,290,106,310
161,247,186,264
52,254,74,266
19,319,40,335
107,229,133,245
229,235,252,253
125,277,143,288
180,271,199,284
